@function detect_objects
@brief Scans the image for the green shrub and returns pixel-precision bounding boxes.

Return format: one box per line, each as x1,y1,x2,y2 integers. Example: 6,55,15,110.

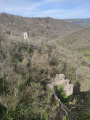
11,50,22,63
54,85,69,103
49,57,58,66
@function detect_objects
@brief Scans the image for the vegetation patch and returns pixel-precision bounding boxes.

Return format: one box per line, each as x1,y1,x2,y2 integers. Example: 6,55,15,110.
0,13,90,120
54,85,69,103
79,50,90,61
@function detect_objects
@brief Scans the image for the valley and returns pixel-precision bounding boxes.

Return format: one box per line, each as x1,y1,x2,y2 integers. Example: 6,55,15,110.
0,13,90,120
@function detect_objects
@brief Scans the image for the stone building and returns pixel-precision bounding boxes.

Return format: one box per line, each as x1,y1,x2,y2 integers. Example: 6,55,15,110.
64,84,73,96
23,32,28,39
55,74,65,81
48,74,73,96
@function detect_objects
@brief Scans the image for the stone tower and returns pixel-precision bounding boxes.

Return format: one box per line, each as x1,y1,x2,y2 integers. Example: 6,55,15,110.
23,32,28,39
48,74,73,96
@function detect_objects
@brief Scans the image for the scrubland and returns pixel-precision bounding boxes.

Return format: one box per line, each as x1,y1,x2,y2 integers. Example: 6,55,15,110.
0,13,90,120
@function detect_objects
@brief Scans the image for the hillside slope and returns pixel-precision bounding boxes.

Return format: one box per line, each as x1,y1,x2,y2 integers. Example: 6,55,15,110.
0,13,90,91
0,13,90,120
57,27,90,50
0,13,81,40
64,18,90,27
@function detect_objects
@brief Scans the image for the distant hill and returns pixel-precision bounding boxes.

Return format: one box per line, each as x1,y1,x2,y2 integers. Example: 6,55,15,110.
64,18,90,27
57,27,90,50
0,13,81,41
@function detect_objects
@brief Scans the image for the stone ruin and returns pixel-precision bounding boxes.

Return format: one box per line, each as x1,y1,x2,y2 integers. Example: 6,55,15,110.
48,74,73,96
23,32,28,39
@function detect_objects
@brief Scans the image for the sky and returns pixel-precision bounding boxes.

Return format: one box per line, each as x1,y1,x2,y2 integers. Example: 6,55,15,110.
0,0,90,19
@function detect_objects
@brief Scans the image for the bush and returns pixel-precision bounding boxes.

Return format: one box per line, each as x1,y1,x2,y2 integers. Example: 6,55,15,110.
54,85,69,103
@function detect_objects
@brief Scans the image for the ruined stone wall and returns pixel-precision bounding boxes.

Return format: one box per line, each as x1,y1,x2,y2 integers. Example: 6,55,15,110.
48,74,73,96
23,32,28,39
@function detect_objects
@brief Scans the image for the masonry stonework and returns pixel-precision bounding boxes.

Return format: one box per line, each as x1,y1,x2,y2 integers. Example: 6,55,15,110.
23,32,28,39
48,74,73,96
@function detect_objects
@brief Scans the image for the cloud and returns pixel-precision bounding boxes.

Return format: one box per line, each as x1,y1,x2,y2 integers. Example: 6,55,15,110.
29,5,90,19
0,0,90,18
0,0,43,13
44,0,63,2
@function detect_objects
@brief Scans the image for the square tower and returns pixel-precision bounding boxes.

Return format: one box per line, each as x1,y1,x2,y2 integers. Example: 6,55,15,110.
23,32,28,39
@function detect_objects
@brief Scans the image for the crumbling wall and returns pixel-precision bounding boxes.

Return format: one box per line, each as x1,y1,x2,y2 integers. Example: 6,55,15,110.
48,74,73,96
23,32,28,39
